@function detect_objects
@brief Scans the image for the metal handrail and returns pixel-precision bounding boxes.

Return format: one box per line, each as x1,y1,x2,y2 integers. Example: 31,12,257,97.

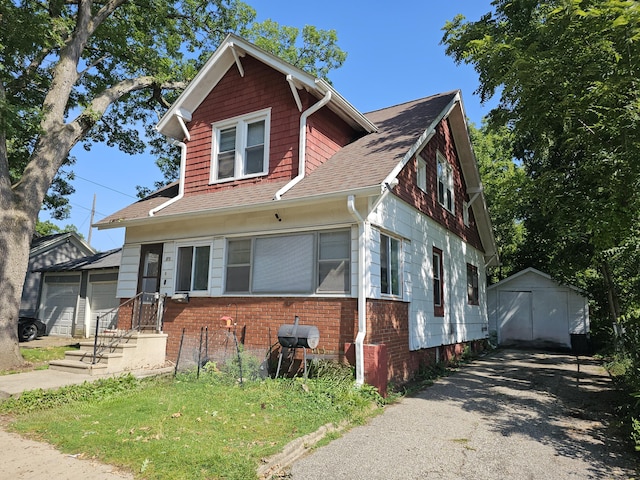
91,292,166,365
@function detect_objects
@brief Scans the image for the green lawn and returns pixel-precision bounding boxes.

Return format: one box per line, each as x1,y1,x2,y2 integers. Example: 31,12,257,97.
0,364,383,479
0,345,79,375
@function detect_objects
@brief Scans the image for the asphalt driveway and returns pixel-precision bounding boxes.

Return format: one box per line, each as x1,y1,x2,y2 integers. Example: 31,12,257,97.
289,349,638,479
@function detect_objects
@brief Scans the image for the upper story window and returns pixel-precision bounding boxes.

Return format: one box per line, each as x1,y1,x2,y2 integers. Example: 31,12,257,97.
380,233,401,297
467,263,479,305
433,247,444,317
436,151,454,213
225,229,350,295
211,109,271,183
417,157,427,192
175,243,211,293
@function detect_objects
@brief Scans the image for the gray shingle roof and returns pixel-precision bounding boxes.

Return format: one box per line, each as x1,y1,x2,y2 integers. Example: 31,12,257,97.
95,91,458,227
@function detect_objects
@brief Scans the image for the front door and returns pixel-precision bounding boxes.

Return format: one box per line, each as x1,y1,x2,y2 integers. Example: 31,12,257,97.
136,244,164,330
138,244,163,293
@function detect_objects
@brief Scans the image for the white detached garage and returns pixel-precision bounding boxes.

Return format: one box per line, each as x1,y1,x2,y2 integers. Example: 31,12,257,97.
487,268,589,352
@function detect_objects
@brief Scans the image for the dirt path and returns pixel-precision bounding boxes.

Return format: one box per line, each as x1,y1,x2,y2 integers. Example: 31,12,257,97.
290,349,639,479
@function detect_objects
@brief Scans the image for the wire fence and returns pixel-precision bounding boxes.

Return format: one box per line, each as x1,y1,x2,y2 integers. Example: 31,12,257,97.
173,326,279,382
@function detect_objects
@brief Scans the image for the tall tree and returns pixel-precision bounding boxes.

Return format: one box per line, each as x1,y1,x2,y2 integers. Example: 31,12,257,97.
0,0,346,369
468,122,526,283
442,0,640,322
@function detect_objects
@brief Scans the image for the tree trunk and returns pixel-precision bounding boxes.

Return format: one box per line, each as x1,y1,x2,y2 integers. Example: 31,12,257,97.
0,202,34,370
600,260,620,324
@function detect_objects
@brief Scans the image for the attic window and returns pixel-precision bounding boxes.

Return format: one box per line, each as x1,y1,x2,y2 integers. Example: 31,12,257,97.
417,157,427,192
437,151,454,213
211,109,271,183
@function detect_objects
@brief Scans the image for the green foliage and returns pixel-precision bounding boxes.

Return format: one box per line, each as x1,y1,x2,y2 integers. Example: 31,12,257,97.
20,345,78,365
603,309,640,449
2,370,381,479
442,0,640,329
0,374,141,414
1,0,348,209
469,121,526,281
35,220,81,237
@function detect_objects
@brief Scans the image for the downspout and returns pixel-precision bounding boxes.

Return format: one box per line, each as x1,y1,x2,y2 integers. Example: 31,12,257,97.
149,140,187,216
347,194,367,386
273,90,332,200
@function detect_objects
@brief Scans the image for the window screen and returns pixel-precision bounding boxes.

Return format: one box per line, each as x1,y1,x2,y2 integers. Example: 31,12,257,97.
252,234,314,293
318,231,350,293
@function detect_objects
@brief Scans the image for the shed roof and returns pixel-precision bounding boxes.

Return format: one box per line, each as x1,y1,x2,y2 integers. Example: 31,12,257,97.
35,248,122,272
488,267,586,295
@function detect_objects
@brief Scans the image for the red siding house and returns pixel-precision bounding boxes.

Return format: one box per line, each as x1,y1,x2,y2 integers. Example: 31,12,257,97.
96,34,498,390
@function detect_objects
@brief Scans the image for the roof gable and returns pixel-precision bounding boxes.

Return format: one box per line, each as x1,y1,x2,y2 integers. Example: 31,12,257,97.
488,267,585,294
156,33,376,141
36,248,122,272
30,232,94,258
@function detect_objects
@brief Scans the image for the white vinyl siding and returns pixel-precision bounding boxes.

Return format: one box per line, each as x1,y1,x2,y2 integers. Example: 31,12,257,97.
369,194,488,350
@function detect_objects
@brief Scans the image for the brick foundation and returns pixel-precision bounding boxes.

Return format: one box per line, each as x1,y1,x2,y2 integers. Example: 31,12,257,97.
116,296,485,389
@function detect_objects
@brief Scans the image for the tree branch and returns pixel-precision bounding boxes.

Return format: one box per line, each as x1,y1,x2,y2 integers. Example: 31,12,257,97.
88,0,128,38
69,76,188,138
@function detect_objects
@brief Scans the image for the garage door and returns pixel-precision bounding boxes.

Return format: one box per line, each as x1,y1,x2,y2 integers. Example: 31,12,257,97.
40,274,81,336
88,278,119,334
498,290,533,345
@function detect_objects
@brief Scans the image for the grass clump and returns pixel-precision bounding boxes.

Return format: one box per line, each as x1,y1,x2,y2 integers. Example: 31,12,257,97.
1,360,382,480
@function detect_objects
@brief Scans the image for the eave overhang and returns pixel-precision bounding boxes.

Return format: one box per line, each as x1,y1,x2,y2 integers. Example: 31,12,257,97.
95,184,382,231
156,33,377,141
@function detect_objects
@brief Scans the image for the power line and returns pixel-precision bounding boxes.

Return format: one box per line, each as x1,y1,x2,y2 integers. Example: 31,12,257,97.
69,201,109,218
74,174,137,199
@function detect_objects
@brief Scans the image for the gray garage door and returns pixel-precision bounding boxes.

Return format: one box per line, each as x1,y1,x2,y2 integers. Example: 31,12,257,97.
88,272,119,335
40,274,81,336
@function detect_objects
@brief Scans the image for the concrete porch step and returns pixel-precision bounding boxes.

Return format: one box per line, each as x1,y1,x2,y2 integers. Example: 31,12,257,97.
48,359,109,375
62,350,124,365
77,341,138,354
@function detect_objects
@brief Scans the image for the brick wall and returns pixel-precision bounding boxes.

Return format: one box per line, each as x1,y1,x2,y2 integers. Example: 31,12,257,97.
117,295,483,388
117,296,358,363
395,118,483,251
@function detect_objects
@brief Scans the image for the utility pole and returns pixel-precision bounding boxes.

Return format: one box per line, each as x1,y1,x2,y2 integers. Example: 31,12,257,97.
87,193,96,246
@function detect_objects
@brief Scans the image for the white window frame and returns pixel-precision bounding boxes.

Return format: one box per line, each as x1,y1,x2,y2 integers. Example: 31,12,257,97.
174,241,212,294
224,229,351,295
380,232,402,298
417,156,427,192
437,151,454,213
210,108,271,183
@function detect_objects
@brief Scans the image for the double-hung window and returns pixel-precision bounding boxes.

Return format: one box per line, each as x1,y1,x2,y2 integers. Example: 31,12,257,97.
175,244,211,292
467,263,479,305
211,109,270,182
225,230,350,295
417,157,427,192
437,152,454,213
380,233,401,297
433,247,444,316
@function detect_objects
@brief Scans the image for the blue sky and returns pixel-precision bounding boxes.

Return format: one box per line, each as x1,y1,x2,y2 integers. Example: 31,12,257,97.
42,1,496,252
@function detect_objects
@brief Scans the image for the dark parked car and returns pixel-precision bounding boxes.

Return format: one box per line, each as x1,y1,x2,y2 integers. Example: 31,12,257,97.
18,317,47,342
